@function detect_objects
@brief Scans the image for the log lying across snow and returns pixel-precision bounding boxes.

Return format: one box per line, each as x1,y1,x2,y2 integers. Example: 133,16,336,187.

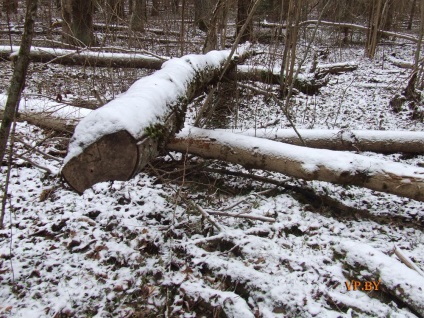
233,62,358,94
62,45,249,193
168,127,424,201
0,45,165,69
334,241,424,316
221,128,424,154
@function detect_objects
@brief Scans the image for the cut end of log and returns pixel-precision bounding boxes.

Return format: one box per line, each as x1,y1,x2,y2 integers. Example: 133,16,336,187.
62,131,139,194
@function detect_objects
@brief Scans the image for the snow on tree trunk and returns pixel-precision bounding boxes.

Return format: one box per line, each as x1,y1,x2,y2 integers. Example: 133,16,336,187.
167,127,424,202
222,128,424,154
61,46,249,193
0,45,165,69
334,241,424,316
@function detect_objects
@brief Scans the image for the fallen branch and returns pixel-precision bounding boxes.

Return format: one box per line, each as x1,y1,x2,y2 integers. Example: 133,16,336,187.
168,127,424,201
393,246,424,277
187,200,223,232
206,210,276,223
335,241,424,316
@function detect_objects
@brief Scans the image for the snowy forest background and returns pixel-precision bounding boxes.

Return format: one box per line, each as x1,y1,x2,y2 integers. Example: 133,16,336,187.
0,0,424,317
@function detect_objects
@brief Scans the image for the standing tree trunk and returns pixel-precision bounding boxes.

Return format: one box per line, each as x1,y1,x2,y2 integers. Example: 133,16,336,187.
236,0,253,43
61,0,95,46
365,0,387,58
0,0,38,165
2,0,18,13
151,0,159,16
407,0,417,30
130,0,145,31
106,0,125,23
194,0,216,32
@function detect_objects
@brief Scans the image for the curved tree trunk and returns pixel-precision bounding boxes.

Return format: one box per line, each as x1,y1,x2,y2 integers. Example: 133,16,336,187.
168,127,424,201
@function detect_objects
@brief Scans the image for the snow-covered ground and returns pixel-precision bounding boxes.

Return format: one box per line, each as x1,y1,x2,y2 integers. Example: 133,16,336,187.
1,28,424,318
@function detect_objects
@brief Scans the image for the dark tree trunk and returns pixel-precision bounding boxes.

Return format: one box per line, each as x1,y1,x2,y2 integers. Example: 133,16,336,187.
106,0,125,23
0,0,38,165
61,0,95,46
151,0,159,16
130,0,145,31
2,0,18,13
407,0,417,30
237,0,253,43
194,0,215,32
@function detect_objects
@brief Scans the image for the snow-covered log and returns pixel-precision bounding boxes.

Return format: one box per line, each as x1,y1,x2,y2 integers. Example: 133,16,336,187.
222,128,424,154
168,127,424,202
334,241,424,316
180,281,255,318
234,65,330,94
260,20,419,43
61,46,249,193
0,45,165,69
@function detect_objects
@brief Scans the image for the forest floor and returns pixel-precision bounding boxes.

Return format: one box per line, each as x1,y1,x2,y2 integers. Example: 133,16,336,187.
0,17,424,318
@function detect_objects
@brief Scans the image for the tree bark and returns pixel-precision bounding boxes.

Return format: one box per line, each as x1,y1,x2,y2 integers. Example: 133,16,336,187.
61,0,96,46
2,0,18,13
236,0,252,43
194,0,216,32
130,0,145,31
151,0,159,16
222,128,424,154
168,127,424,201
0,0,38,166
61,46,249,193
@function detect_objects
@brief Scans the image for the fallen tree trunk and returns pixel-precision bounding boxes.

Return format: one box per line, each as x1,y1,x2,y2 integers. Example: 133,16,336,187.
61,45,249,193
234,65,329,94
0,109,76,134
168,127,424,201
334,241,424,317
233,61,357,94
0,45,165,69
260,20,419,43
222,128,424,154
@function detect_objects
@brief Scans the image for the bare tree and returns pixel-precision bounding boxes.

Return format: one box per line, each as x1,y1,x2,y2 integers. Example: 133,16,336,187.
61,0,96,46
2,0,18,13
151,0,160,16
130,0,146,31
0,0,38,166
237,0,253,43
105,0,125,23
194,0,216,32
